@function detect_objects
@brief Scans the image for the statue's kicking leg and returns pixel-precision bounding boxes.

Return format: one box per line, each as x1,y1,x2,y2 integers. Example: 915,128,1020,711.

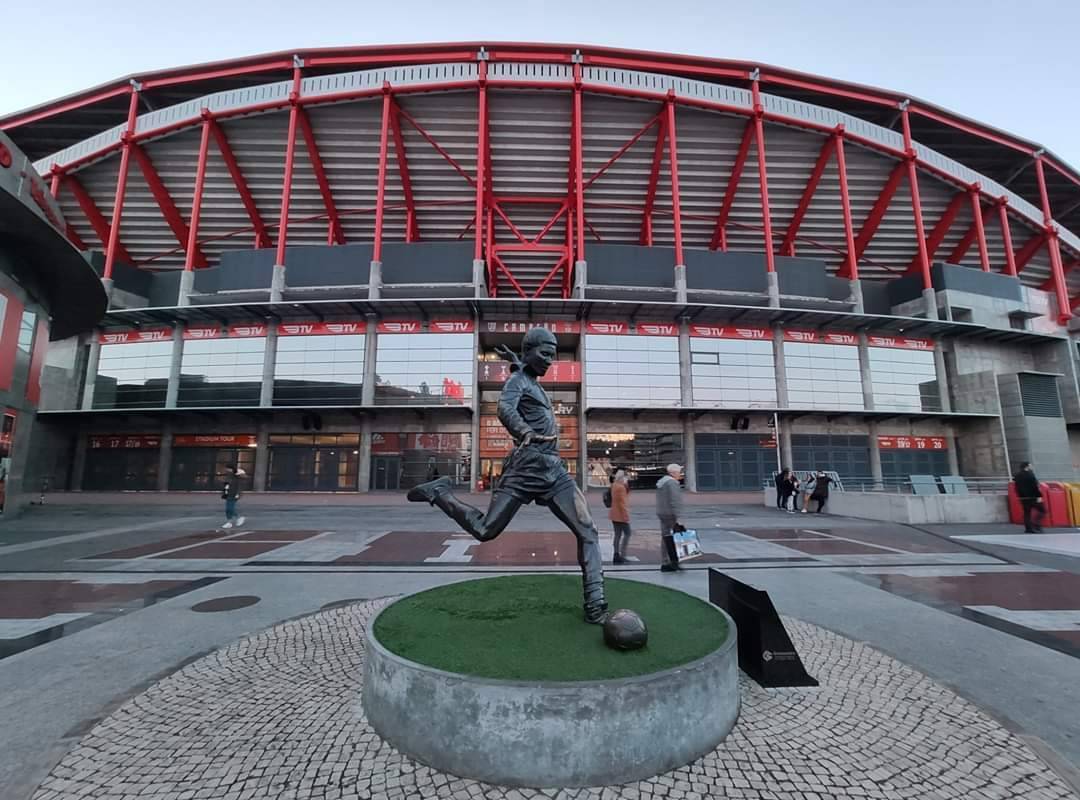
408,477,521,542
546,484,608,623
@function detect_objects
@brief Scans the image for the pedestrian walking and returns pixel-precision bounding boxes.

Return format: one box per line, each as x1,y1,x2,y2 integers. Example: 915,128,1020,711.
1013,462,1045,533
609,469,631,564
221,466,246,529
783,471,801,513
656,463,685,572
809,470,832,513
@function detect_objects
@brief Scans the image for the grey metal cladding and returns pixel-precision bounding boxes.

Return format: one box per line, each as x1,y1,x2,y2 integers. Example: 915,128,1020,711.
381,242,473,284
1018,373,1063,418
587,244,678,288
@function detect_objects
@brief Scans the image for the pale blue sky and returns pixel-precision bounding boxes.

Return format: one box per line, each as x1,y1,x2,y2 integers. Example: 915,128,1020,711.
4,0,1078,165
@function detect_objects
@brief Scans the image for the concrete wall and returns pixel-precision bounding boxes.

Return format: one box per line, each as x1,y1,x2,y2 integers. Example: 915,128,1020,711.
762,487,1008,524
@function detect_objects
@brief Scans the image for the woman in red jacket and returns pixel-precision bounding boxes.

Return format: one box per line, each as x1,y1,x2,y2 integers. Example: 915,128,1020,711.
609,470,631,564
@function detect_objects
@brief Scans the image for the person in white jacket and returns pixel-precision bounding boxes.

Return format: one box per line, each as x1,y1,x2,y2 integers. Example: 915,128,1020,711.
656,464,684,572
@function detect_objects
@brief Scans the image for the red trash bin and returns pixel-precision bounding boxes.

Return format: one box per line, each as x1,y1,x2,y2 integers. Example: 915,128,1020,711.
1043,482,1070,528
1007,482,1025,525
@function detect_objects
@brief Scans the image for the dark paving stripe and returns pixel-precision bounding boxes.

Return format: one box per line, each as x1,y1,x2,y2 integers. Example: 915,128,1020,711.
86,532,221,559
152,541,290,559
228,531,321,542
782,540,897,555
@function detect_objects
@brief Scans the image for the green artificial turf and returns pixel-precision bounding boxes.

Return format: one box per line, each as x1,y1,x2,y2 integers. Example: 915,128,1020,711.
372,575,730,681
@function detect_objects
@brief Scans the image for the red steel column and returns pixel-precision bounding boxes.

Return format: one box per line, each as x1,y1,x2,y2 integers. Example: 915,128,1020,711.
970,184,991,272
49,171,61,198
834,129,858,282
1035,156,1071,322
184,116,212,272
103,84,141,281
372,86,393,263
997,199,1017,276
573,64,586,268
275,66,303,269
750,77,775,276
666,93,684,268
901,106,932,292
474,61,488,265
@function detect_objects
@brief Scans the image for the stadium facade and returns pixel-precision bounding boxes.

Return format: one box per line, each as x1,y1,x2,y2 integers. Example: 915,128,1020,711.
0,131,106,512
4,43,1080,494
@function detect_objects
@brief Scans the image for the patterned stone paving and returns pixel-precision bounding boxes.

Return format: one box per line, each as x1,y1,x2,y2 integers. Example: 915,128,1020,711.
32,599,1078,800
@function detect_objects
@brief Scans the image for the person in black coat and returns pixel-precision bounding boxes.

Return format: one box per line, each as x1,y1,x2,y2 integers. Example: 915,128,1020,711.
774,469,789,510
1013,462,1045,533
809,470,832,513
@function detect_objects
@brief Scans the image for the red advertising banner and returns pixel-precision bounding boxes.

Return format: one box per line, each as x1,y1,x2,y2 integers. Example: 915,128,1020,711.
634,322,679,337
89,434,162,449
99,328,173,344
477,361,582,384
173,434,257,448
586,322,630,335
867,335,934,350
183,325,223,341
377,320,423,334
430,319,475,334
228,323,269,338
782,329,858,345
689,325,771,340
877,436,947,450
483,320,580,334
372,433,470,453
277,321,366,336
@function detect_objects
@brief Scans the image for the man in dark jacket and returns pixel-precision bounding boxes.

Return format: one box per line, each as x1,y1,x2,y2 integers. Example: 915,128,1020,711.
1014,462,1045,533
221,466,246,529
774,469,787,509
809,471,831,513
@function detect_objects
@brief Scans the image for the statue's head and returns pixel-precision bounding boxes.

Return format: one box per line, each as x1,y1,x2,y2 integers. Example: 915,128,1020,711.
521,328,558,377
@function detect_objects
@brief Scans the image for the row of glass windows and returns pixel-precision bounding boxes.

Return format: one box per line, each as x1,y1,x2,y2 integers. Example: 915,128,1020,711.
91,335,939,413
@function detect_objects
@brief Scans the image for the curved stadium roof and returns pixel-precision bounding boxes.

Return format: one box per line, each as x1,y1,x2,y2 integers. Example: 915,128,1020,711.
4,42,1077,303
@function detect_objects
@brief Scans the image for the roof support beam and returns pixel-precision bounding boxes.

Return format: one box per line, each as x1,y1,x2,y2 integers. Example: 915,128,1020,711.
372,87,393,264
1035,155,1070,321
905,191,966,274
639,109,668,246
779,134,836,257
388,101,419,243
667,95,685,268
834,132,858,281
103,87,141,279
901,108,932,291
997,200,1017,276
708,118,755,251
751,79,776,276
1014,232,1047,273
64,175,132,263
1043,259,1080,291
130,143,208,267
274,66,303,268
296,107,345,245
847,160,906,263
207,119,271,249
944,203,990,268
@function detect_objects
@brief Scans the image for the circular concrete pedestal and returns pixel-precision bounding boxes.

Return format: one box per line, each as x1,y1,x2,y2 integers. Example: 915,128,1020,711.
362,600,739,788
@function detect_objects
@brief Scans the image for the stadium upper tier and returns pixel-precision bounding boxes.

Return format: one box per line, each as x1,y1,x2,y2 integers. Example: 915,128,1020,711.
3,43,1078,310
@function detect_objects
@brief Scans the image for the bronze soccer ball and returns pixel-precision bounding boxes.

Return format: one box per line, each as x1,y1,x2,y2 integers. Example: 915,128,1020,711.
603,608,648,651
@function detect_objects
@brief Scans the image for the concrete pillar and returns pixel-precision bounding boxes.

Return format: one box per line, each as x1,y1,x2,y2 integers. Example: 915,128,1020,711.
81,334,101,410
362,316,378,406
682,416,698,493
259,326,278,407
674,263,687,305
849,279,864,313
678,320,693,407
574,260,588,300
368,260,382,301
470,324,481,490
269,263,286,304
156,423,173,491
779,424,793,472
772,327,789,407
868,420,884,489
946,432,961,476
932,343,952,413
922,287,939,320
165,324,184,409
766,271,780,308
177,269,195,307
857,332,875,411
472,259,487,299
71,425,88,491
253,422,269,492
357,416,373,492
